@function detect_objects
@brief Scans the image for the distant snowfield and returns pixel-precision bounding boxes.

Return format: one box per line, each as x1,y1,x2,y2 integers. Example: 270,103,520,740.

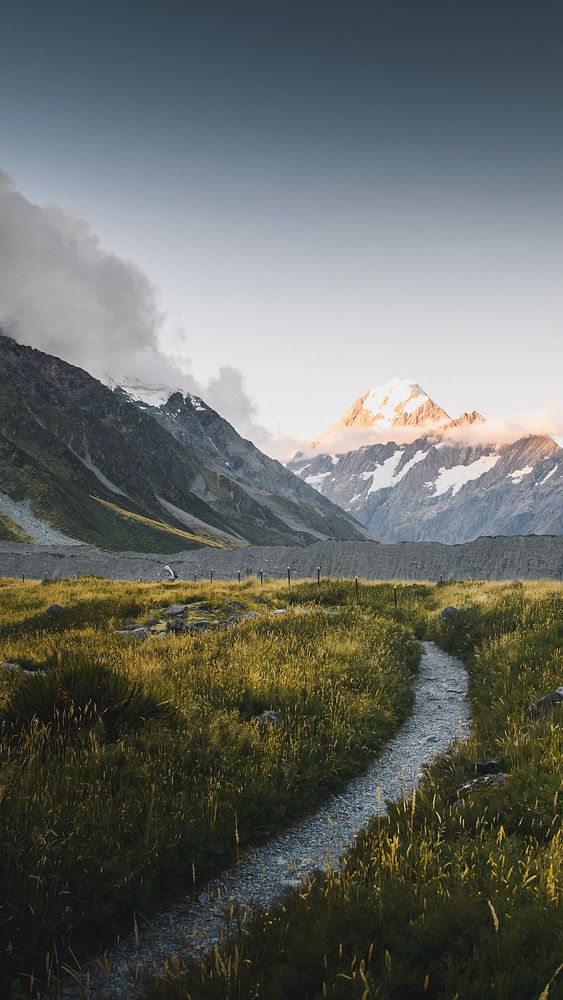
0,492,80,545
430,455,500,497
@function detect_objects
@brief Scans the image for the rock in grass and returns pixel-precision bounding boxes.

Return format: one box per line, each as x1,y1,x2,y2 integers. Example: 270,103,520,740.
440,606,459,620
528,687,563,716
474,759,502,776
130,627,150,640
255,710,281,727
46,604,64,617
162,604,188,617
457,773,507,796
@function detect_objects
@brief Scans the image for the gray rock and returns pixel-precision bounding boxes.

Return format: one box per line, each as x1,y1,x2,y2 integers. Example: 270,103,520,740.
529,686,563,716
131,626,150,640
46,603,64,617
227,601,246,611
255,710,281,727
240,610,261,621
440,606,459,620
187,619,216,632
457,773,508,797
474,759,502,776
167,618,186,633
162,603,188,617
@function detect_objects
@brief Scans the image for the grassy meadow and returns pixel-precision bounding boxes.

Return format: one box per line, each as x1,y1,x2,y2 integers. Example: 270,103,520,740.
0,575,420,996
141,580,563,1000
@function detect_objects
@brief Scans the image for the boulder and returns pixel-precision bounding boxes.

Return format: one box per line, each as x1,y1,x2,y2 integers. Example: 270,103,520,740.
227,601,246,612
167,618,186,633
474,759,502,776
457,773,507,797
46,603,64,617
529,687,563,717
130,626,150,640
255,710,281,727
162,604,188,617
440,606,459,620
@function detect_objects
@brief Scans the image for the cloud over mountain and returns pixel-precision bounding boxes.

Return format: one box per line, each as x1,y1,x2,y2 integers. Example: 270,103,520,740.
0,168,272,443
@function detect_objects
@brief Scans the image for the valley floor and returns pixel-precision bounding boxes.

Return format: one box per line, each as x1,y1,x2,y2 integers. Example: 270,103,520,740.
0,579,561,999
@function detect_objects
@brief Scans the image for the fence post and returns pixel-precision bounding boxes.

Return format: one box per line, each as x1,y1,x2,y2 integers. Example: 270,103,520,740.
354,576,359,601
210,569,214,583
287,566,291,587
238,570,241,583
260,570,263,586
393,585,398,608
193,573,197,582
317,565,321,586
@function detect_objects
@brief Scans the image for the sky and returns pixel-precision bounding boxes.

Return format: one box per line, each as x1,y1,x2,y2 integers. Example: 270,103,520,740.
0,0,562,453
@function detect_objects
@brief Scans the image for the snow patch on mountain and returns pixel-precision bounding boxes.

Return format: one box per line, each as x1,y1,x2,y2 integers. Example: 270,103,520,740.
304,471,332,491
394,449,429,482
538,464,558,485
360,451,405,493
430,455,500,497
507,466,533,484
113,377,179,408
362,377,426,425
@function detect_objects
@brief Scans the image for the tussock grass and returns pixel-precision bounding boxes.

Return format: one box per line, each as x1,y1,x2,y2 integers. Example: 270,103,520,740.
0,577,417,995
145,581,563,1000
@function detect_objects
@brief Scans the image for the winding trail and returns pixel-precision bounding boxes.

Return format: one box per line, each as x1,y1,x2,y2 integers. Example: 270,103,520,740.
60,642,470,999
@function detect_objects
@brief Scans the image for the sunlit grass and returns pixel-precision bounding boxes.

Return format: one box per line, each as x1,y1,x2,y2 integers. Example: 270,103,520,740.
0,576,417,994
144,580,563,1000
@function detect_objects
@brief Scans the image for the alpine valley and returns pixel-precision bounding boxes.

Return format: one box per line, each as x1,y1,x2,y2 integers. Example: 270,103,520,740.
288,377,562,543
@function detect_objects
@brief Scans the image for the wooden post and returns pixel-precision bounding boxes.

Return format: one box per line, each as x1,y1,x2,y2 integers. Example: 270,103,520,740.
193,573,197,582
287,566,291,587
393,586,398,608
238,570,241,583
354,576,359,601
210,569,214,583
260,570,263,586
317,565,321,586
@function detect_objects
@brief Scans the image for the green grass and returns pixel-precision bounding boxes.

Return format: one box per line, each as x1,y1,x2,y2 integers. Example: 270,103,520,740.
143,580,563,1000
0,577,418,996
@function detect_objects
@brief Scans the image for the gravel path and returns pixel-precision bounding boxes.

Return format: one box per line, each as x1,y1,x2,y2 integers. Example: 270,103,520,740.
58,642,470,1000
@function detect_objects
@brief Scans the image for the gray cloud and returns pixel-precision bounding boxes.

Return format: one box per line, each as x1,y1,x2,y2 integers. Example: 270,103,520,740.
0,168,273,443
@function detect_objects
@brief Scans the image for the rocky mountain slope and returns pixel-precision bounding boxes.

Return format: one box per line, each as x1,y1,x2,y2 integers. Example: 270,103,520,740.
289,378,562,543
0,335,368,552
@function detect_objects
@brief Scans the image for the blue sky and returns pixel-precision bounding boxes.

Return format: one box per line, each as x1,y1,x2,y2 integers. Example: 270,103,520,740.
1,1,562,447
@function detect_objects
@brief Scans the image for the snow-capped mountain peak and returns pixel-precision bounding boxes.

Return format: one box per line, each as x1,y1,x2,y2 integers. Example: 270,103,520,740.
311,377,451,451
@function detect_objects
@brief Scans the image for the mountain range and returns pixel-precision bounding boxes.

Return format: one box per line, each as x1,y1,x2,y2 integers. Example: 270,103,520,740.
0,335,368,552
1,340,560,552
288,377,562,543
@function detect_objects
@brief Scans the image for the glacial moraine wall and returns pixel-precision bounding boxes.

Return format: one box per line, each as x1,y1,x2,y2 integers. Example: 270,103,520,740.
0,534,561,582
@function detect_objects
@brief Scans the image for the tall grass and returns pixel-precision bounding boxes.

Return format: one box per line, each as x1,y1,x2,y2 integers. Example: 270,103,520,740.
144,582,562,1000
0,577,417,995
